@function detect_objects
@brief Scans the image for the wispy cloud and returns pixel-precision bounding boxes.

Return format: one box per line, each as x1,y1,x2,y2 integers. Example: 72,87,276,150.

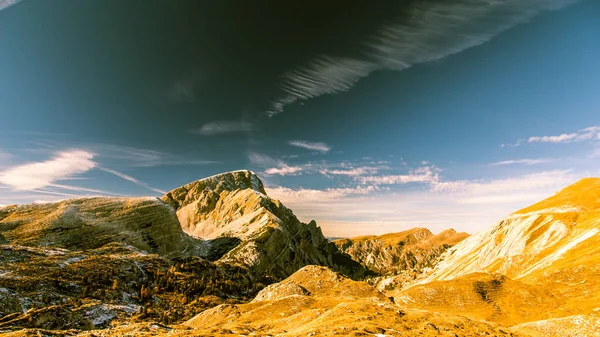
490,158,553,166
268,185,379,203
525,126,600,144
358,165,440,186
288,140,331,153
264,166,303,176
248,152,304,176
267,0,580,116
0,150,95,191
267,169,582,236
0,0,22,11
319,166,383,177
98,167,166,194
192,121,254,136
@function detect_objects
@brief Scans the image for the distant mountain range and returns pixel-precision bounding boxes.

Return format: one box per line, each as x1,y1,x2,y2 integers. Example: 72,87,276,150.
1,171,599,336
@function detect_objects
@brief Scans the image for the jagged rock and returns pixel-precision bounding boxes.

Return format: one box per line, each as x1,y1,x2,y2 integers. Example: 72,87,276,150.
161,170,366,279
334,227,468,289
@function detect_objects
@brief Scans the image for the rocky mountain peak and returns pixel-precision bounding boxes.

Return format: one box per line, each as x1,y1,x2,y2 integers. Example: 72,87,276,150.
161,171,366,280
161,170,266,211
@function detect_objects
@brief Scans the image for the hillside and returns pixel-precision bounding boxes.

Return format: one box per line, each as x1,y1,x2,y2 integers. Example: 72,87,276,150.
180,266,522,337
392,178,600,334
0,197,205,257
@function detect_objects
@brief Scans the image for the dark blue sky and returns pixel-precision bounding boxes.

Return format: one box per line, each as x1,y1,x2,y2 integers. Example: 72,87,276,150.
1,0,599,236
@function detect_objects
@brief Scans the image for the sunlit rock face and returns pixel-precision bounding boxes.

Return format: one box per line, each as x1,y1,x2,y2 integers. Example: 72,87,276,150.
162,170,366,279
421,178,600,283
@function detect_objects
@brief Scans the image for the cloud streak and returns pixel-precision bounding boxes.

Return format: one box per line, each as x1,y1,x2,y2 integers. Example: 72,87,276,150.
358,165,440,186
193,121,254,136
267,0,580,116
288,140,331,153
248,152,305,176
525,126,600,144
490,158,553,166
98,167,166,194
0,150,95,191
0,0,21,11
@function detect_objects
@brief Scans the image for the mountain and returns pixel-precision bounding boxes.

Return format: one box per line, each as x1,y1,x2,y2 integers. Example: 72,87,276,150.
0,170,365,332
334,227,468,288
392,178,600,334
161,170,365,279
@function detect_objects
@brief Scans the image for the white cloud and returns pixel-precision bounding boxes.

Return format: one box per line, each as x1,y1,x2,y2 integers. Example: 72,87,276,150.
490,158,553,166
288,140,331,153
248,152,305,176
525,126,600,144
267,0,580,115
266,169,585,237
358,165,440,186
0,0,22,11
430,170,576,204
267,185,379,203
0,150,95,191
264,166,303,176
192,121,254,135
319,166,382,177
98,167,166,194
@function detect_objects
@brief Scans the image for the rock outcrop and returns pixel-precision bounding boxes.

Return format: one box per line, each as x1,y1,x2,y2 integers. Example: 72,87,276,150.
161,170,366,279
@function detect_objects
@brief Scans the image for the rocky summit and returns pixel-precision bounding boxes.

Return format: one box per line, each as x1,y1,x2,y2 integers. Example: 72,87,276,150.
162,170,366,280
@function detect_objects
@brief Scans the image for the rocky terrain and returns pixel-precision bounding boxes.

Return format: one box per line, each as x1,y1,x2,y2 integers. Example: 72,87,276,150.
334,228,468,289
1,172,599,336
0,171,365,333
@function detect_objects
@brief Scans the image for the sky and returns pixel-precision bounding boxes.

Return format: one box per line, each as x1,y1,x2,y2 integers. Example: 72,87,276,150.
1,0,599,236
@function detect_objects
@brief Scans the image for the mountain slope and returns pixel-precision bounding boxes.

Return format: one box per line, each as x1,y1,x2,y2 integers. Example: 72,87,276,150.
161,170,365,279
395,178,600,331
0,197,204,257
421,178,600,283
